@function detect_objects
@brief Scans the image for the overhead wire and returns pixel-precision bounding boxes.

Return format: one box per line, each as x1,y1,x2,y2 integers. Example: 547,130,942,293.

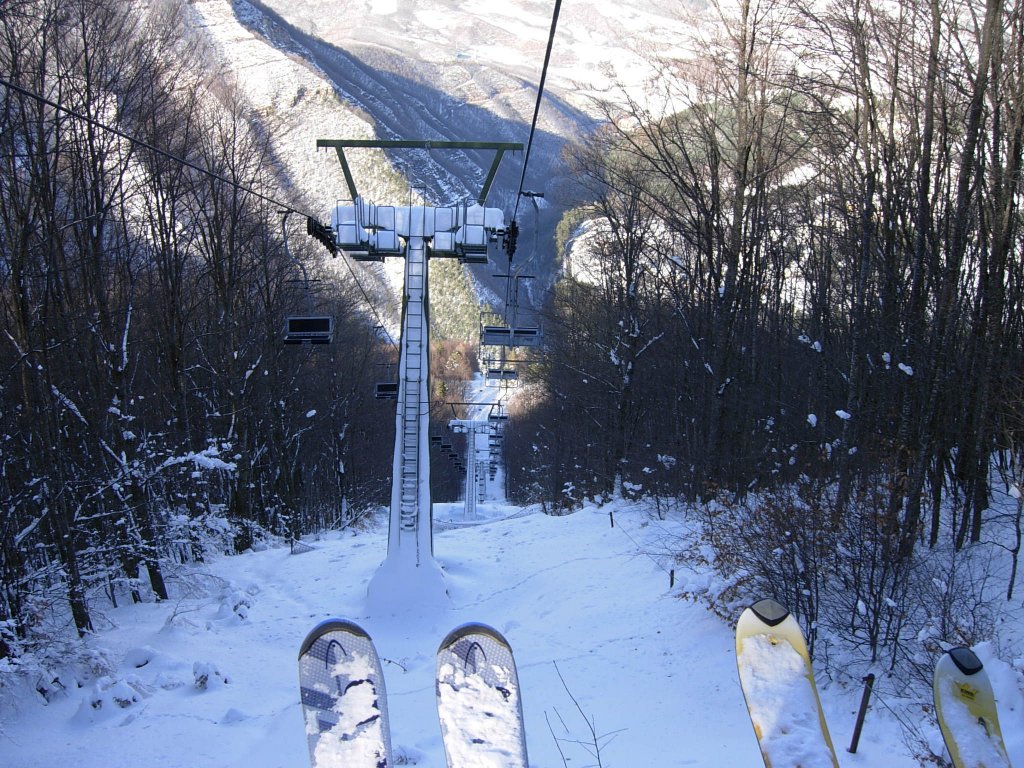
501,0,561,317
0,75,316,220
512,0,561,222
336,250,399,350
0,74,398,350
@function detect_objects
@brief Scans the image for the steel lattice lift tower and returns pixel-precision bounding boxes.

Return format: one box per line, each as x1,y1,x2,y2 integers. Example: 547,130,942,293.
318,139,521,605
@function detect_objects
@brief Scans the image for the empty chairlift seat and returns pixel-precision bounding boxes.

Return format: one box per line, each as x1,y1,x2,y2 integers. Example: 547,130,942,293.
430,207,458,255
374,381,399,399
368,206,402,255
486,367,519,382
332,203,367,250
332,199,403,260
481,325,513,346
510,326,541,347
481,324,542,348
284,316,334,344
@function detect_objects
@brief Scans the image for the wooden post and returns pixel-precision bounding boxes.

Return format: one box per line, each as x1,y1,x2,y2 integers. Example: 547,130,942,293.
847,673,875,753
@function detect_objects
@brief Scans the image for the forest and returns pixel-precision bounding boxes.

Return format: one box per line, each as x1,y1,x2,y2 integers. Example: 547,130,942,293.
505,0,1024,674
0,0,479,655
2,0,1023,689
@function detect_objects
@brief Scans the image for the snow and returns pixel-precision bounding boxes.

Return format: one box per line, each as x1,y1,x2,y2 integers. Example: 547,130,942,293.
437,657,524,767
836,409,852,420
304,650,386,768
1,499,956,768
161,448,237,473
737,634,837,768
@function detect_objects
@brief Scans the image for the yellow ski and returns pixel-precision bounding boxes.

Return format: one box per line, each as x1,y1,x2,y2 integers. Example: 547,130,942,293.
933,647,1012,768
735,599,839,768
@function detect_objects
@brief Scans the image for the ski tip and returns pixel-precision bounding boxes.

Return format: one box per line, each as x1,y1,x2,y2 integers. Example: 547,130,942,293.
298,618,372,659
945,646,984,676
438,622,510,652
749,598,790,627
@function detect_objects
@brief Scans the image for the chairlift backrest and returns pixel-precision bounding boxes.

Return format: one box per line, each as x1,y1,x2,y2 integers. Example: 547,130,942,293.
486,368,519,381
284,316,334,344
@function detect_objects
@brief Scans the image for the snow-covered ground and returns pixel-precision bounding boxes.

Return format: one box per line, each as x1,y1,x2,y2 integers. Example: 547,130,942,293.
8,496,1010,768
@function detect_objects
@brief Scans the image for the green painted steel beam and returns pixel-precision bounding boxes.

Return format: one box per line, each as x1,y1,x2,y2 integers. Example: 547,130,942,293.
317,139,523,203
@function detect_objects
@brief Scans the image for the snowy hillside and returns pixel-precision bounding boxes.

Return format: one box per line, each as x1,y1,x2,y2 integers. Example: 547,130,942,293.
221,0,705,295
7,500,1019,768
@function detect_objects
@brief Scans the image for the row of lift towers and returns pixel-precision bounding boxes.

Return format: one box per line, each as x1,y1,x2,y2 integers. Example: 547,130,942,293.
290,139,542,602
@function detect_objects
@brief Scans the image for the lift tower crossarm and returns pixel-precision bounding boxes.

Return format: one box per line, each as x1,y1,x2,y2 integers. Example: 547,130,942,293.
316,139,523,203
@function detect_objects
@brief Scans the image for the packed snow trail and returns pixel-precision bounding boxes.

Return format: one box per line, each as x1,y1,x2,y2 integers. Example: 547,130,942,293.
3,502,926,767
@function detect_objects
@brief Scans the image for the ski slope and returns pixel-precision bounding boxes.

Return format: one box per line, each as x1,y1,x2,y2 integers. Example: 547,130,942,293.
2,499,951,768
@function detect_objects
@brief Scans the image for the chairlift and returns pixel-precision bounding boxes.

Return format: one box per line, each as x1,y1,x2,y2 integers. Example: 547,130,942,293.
332,199,402,261
480,272,542,348
281,212,335,345
510,326,541,347
455,201,494,263
486,367,519,382
283,315,334,345
480,323,541,348
481,324,512,346
373,361,399,399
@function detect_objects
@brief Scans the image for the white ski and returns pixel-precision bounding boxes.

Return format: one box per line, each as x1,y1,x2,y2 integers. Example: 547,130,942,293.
435,622,528,768
298,619,392,768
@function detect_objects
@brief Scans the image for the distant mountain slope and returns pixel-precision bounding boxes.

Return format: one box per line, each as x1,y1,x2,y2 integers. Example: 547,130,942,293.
225,0,699,303
184,0,699,320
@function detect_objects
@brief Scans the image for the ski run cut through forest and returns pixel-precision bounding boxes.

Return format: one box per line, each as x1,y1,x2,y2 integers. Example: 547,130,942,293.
2,499,1023,768
4,0,1024,766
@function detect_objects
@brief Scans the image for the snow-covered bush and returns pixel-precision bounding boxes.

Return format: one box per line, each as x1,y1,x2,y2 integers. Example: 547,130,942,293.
192,660,230,690
689,478,1011,682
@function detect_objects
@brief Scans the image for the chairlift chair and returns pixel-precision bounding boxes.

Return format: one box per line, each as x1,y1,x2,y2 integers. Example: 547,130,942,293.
480,323,542,349
510,325,541,347
281,213,335,346
486,367,519,382
481,324,512,346
332,199,403,260
284,316,334,345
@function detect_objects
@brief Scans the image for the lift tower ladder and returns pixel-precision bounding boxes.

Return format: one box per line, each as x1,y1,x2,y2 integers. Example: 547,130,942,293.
319,139,521,583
